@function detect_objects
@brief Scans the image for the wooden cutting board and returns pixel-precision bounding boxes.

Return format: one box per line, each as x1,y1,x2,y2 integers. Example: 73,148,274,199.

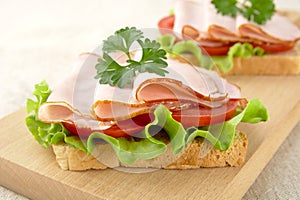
1,76,300,200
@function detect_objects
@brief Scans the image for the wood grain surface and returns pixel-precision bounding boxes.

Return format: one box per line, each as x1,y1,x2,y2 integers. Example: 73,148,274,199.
1,76,300,200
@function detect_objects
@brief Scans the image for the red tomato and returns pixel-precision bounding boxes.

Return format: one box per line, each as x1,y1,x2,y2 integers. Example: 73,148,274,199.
252,42,295,54
63,100,239,138
200,45,232,56
172,100,238,128
158,15,175,35
158,15,296,55
62,114,152,138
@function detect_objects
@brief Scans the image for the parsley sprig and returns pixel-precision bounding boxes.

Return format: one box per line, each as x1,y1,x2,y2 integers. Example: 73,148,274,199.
95,27,168,88
211,0,275,25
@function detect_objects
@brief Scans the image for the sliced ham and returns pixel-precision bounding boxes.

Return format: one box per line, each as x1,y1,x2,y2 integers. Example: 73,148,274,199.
92,101,150,121
208,24,250,42
205,2,244,42
173,0,207,37
134,58,227,100
38,52,241,126
93,57,239,121
174,0,242,42
182,25,230,47
38,53,113,130
237,13,300,43
173,0,300,45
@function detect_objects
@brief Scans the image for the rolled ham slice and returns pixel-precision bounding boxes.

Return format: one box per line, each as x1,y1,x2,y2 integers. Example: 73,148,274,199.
208,24,250,42
93,57,239,121
182,25,230,48
173,0,207,37
38,52,241,125
237,13,300,43
174,0,243,42
173,0,300,45
205,2,245,42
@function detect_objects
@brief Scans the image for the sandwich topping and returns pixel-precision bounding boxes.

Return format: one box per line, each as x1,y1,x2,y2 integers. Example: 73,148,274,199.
38,53,240,135
159,0,300,55
25,27,269,164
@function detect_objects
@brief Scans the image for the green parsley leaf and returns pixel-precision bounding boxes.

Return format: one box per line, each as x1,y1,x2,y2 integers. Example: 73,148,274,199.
211,0,239,17
241,0,275,24
211,0,275,25
95,27,168,88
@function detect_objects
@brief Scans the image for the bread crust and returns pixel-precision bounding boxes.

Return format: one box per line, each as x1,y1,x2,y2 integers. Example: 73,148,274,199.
223,53,300,75
52,132,247,171
176,43,300,75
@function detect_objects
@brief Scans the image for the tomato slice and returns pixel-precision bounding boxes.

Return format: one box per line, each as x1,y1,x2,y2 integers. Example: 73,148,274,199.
200,45,231,56
172,100,238,127
252,42,295,54
158,15,175,35
62,113,152,138
63,100,239,138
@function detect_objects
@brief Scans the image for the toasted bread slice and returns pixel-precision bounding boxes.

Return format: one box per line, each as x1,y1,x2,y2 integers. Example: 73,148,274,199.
52,131,247,171
223,47,300,75
174,42,300,75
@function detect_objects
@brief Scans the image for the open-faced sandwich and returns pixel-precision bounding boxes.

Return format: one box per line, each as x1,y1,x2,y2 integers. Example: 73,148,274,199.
158,0,300,75
25,27,268,171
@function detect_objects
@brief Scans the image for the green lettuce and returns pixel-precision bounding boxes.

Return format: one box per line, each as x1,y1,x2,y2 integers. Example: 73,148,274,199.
25,81,87,151
157,34,265,72
186,99,268,150
26,81,268,164
212,42,265,72
86,104,187,164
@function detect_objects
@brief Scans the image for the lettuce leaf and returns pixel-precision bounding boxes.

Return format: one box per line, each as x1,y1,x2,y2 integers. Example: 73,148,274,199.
186,99,268,150
157,34,265,72
87,104,187,164
212,42,265,72
26,81,268,164
25,81,86,151
26,80,51,114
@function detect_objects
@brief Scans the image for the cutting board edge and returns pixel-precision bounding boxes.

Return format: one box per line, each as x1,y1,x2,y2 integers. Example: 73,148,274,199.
218,100,300,199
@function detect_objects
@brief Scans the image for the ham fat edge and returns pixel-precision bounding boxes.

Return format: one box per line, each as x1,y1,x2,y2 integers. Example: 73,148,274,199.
172,0,300,49
37,53,242,137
